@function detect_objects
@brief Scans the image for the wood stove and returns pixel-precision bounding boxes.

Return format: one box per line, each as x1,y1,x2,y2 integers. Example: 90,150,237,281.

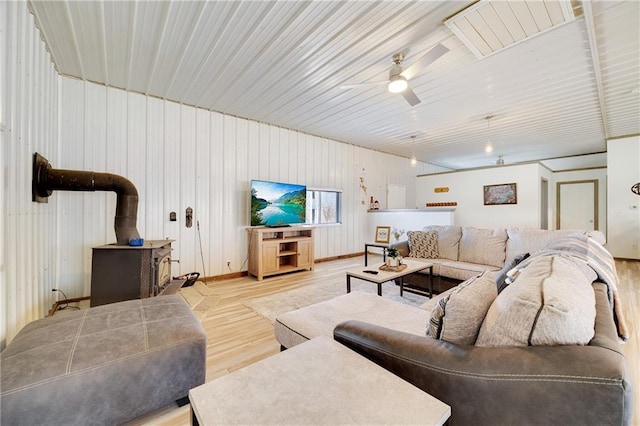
90,240,174,307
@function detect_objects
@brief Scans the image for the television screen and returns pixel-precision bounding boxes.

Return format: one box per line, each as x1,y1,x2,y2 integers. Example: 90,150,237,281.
250,180,307,227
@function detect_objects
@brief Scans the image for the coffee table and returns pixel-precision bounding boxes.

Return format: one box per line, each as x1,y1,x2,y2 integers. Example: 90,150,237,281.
346,258,434,297
189,336,450,425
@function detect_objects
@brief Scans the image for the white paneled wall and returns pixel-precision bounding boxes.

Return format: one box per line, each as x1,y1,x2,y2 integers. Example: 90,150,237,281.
56,78,422,299
1,2,59,347
1,2,433,347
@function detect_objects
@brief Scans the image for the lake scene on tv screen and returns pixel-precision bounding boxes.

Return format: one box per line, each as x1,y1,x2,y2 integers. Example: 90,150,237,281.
251,180,306,226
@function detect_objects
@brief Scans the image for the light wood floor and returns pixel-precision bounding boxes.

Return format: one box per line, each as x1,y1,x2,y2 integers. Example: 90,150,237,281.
128,256,640,426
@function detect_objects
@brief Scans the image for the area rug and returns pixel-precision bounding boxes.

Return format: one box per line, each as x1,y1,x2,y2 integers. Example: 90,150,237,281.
243,277,429,324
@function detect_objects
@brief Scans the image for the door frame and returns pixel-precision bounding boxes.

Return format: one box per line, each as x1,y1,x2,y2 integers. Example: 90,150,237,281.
556,179,598,230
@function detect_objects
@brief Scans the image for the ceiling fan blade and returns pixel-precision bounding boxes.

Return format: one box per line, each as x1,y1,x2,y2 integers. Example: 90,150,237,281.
400,43,449,81
340,80,388,90
401,88,421,106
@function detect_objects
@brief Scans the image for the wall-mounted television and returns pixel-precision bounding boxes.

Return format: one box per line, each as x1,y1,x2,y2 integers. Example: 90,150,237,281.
250,180,307,227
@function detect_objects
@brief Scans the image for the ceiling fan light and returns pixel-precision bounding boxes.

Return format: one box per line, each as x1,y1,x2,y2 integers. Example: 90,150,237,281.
388,75,408,93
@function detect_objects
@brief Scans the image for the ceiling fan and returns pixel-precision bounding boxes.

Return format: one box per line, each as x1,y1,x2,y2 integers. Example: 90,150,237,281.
340,43,449,106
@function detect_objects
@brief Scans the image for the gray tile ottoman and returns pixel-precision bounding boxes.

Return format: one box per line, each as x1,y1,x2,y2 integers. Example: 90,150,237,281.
1,295,206,426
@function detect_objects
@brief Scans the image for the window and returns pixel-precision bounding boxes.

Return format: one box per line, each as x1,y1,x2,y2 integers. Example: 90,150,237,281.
306,189,341,225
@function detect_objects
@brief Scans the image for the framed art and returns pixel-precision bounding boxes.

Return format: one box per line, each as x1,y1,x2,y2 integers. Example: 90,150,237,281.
484,183,517,205
375,226,391,243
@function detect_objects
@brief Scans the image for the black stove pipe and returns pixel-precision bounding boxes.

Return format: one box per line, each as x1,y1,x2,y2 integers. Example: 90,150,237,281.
32,152,140,245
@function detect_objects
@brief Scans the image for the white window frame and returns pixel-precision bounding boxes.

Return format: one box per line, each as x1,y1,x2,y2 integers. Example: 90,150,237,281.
306,188,342,225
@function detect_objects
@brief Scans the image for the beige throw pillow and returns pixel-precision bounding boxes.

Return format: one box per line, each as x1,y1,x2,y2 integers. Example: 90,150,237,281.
407,230,439,259
476,255,596,347
426,271,497,345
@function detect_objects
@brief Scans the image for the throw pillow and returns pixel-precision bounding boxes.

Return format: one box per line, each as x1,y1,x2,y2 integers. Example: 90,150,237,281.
476,255,596,347
495,252,530,294
407,231,439,259
426,271,497,345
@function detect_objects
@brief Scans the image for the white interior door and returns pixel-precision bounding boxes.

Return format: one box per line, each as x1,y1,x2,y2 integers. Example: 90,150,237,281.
558,181,597,231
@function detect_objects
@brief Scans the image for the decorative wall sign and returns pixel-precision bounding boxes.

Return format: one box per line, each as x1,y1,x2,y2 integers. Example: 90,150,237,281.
434,187,449,193
632,182,640,196
484,183,517,205
426,202,457,207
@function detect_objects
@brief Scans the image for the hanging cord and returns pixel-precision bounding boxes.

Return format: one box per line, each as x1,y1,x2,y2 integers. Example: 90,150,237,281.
197,220,207,281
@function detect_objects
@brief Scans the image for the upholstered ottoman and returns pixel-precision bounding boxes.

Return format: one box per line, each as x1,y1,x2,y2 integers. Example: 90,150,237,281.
189,336,450,425
1,295,206,426
274,291,430,349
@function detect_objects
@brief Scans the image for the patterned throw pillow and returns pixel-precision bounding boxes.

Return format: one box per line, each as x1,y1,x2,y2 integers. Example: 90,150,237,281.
426,271,497,345
407,231,439,259
495,252,530,293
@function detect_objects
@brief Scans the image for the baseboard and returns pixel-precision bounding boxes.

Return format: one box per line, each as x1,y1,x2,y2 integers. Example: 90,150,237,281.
48,296,91,316
315,252,364,263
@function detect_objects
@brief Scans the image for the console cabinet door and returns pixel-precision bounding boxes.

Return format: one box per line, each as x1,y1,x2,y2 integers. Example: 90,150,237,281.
297,240,313,268
262,242,280,274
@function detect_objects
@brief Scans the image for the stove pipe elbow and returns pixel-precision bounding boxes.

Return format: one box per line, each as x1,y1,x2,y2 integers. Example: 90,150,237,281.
32,153,140,245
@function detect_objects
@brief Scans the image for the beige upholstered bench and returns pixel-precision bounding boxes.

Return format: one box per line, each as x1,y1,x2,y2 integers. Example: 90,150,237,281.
274,291,430,349
1,295,206,426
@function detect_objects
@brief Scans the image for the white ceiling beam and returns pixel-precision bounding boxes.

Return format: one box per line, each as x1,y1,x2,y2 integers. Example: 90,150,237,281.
581,0,610,140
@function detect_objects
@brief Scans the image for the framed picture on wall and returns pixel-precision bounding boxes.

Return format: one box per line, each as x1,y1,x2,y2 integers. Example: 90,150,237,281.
375,226,391,243
484,183,517,205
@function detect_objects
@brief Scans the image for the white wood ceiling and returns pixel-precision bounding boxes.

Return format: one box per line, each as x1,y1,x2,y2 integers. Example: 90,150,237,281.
28,0,640,170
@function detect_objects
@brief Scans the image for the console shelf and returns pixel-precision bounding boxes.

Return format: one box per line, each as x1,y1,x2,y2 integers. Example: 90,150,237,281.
247,226,314,280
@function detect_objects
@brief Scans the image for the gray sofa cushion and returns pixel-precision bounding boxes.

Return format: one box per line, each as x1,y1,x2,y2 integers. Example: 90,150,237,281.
426,271,497,345
506,228,580,263
459,227,507,268
438,261,500,281
1,295,207,426
476,255,597,347
422,225,462,261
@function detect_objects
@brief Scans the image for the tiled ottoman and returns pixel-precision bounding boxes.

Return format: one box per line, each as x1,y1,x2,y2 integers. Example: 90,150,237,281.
1,295,206,426
189,336,450,425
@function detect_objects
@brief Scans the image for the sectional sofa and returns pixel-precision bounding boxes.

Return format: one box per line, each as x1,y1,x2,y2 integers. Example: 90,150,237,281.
391,225,607,293
275,229,633,425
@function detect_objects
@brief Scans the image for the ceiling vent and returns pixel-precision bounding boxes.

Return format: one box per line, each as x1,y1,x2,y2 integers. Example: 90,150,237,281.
445,0,581,59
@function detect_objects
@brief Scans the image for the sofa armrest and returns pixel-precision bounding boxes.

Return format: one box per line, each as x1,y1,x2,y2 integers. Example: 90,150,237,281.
390,240,410,257
333,321,632,426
